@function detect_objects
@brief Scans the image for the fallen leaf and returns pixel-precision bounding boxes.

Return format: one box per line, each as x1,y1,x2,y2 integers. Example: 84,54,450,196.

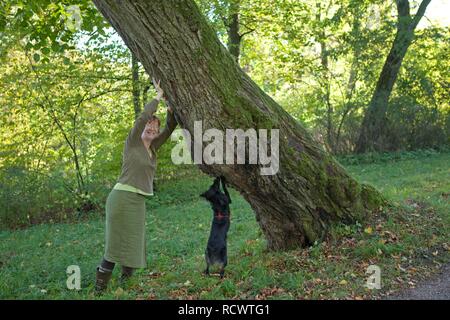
183,280,191,287
115,287,124,296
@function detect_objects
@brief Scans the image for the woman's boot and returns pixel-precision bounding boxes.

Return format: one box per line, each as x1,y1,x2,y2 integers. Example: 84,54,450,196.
95,266,113,292
120,266,135,282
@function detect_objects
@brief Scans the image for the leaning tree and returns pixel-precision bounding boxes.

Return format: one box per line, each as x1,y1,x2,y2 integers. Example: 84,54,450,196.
355,0,431,153
93,0,383,250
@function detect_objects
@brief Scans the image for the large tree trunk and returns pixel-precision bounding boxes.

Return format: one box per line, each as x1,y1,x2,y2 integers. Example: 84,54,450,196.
93,0,382,250
355,0,431,153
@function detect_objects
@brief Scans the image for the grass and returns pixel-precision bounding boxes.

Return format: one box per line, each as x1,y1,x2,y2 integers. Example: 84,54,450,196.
0,151,449,299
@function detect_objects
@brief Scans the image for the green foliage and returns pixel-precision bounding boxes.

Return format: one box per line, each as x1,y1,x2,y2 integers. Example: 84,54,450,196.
0,45,134,228
1,0,107,55
0,166,73,229
0,43,183,229
199,0,448,153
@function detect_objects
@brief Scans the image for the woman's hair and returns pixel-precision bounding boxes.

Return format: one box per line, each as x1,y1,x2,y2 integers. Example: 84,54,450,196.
148,116,161,126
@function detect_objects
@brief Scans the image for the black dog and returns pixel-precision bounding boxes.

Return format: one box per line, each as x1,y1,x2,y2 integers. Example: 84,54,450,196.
200,176,232,278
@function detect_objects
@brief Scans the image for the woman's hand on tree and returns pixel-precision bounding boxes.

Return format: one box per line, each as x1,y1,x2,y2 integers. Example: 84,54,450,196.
152,77,164,101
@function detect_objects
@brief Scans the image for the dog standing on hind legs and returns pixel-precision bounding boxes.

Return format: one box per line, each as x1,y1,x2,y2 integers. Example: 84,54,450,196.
200,176,232,278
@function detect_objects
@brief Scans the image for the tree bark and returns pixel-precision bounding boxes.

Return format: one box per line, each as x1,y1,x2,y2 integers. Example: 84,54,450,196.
93,0,382,250
355,0,431,153
227,13,241,61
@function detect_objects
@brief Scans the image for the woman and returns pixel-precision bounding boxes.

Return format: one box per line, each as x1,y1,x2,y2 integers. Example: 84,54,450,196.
95,80,177,291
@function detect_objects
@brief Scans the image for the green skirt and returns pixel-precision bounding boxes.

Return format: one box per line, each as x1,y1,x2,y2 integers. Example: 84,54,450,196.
104,189,147,268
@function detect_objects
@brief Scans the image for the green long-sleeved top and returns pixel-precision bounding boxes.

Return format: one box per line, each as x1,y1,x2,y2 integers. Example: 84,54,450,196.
116,99,177,195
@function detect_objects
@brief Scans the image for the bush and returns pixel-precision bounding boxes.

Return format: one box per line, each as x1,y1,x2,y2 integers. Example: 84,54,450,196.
384,97,449,151
337,147,448,166
0,167,70,229
0,166,112,230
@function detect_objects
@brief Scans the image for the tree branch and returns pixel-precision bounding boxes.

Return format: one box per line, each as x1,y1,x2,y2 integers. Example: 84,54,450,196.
410,0,432,30
239,27,256,38
396,0,411,18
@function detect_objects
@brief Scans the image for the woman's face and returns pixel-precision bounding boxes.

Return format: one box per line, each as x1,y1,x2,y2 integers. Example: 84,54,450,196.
142,117,160,141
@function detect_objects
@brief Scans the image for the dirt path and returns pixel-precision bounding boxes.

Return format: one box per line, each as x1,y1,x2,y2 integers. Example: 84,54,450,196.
386,263,450,300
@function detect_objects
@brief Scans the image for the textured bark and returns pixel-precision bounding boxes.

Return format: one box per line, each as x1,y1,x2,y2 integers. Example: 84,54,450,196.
93,0,382,250
355,0,431,153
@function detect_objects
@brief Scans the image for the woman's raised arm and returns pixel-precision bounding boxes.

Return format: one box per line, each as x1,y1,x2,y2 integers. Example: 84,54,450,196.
127,79,164,146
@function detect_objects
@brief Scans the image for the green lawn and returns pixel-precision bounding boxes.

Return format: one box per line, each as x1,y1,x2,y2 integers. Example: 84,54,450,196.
0,151,449,299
